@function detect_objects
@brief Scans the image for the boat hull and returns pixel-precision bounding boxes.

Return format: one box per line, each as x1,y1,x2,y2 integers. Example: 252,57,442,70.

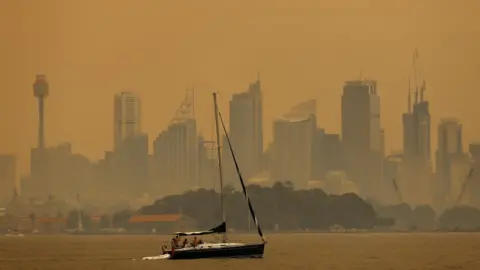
166,242,265,260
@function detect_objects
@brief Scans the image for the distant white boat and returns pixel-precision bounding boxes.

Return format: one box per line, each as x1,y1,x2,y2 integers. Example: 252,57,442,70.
5,228,25,237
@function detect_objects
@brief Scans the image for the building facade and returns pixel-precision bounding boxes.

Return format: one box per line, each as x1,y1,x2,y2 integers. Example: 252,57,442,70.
0,155,16,203
271,99,316,189
114,92,141,151
224,79,263,187
341,80,382,198
153,119,198,195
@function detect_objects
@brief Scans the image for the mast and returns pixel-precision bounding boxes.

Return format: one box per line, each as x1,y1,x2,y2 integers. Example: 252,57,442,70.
213,92,226,243
77,193,83,231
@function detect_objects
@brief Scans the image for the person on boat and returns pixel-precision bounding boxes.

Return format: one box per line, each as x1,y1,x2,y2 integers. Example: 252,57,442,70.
198,238,204,245
171,235,180,248
192,236,199,247
182,238,188,248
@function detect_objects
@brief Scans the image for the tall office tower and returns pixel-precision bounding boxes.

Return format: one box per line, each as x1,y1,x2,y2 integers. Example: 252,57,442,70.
153,89,197,195
400,50,433,206
0,154,16,203
271,99,316,189
402,88,416,156
116,133,149,196
435,119,469,209
341,80,381,153
412,99,431,160
197,136,218,190
113,92,141,151
224,78,263,186
153,120,198,195
341,80,382,198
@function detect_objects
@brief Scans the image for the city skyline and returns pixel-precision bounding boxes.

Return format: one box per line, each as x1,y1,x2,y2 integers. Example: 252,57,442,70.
2,0,480,176
3,71,479,176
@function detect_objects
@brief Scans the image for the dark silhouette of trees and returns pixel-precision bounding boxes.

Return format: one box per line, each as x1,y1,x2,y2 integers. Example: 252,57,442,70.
108,186,480,232
134,182,381,231
376,203,437,230
439,206,480,230
411,205,436,230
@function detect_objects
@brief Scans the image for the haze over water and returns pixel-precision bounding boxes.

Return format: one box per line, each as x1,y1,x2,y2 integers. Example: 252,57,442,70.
2,0,480,175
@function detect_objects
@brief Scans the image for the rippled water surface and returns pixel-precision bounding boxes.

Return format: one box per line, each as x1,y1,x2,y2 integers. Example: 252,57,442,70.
1,233,479,270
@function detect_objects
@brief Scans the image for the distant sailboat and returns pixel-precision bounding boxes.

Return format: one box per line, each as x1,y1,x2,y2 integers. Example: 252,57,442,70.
68,193,85,234
148,92,266,260
5,188,25,237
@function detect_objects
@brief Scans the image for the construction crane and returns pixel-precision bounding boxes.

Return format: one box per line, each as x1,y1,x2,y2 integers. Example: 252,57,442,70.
391,178,403,204
412,48,426,103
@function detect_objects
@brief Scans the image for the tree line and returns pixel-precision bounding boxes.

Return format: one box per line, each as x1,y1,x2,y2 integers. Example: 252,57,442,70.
65,182,480,232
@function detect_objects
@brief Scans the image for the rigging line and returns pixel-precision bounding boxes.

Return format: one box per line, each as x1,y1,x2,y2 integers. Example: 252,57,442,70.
211,92,216,193
216,105,266,243
213,93,226,243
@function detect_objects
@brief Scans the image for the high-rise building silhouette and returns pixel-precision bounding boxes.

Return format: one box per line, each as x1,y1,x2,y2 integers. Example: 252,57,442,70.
153,89,197,195
435,119,469,209
271,99,316,189
113,92,141,151
0,154,16,203
116,133,149,196
224,78,263,186
341,80,382,198
341,80,381,152
400,51,433,206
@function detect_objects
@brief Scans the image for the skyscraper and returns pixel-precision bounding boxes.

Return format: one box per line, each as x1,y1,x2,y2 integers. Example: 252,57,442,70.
341,80,382,197
114,92,141,151
153,119,198,195
435,119,469,208
152,89,197,195
400,62,433,206
224,79,263,186
0,154,16,203
271,99,316,189
341,80,381,153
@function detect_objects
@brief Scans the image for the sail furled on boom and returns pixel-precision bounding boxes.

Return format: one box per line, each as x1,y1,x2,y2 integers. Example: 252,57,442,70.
216,108,265,243
175,222,226,237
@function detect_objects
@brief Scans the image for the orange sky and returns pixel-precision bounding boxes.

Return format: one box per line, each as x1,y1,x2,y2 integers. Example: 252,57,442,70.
1,0,479,176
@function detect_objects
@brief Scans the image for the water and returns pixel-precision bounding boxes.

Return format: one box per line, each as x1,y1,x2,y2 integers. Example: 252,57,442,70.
1,233,479,270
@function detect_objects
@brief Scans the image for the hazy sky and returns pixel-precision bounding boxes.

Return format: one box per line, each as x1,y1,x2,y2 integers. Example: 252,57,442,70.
1,0,479,175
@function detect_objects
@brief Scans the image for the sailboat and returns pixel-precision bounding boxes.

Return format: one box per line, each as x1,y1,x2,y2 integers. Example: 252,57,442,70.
154,92,266,260
67,193,85,234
